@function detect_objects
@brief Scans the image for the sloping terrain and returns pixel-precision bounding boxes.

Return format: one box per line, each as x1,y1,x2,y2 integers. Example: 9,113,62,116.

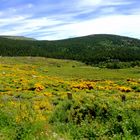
0,35,35,40
0,34,140,65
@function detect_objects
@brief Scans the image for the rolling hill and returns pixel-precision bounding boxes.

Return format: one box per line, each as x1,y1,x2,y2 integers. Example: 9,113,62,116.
0,34,140,66
0,35,35,40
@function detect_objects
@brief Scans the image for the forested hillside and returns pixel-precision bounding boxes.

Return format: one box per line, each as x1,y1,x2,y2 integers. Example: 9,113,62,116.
0,34,140,65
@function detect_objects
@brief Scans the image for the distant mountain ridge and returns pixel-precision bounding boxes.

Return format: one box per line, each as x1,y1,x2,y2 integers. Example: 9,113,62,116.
0,34,140,65
0,35,35,40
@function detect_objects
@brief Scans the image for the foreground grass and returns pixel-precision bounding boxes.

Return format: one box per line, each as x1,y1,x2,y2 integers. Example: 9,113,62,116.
0,57,140,139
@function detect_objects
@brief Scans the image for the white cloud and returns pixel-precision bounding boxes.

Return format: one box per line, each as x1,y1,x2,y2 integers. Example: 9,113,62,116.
1,12,140,40
37,14,140,40
76,0,132,8
0,16,63,36
0,11,3,16
0,15,30,27
27,3,34,8
0,0,140,40
79,0,102,6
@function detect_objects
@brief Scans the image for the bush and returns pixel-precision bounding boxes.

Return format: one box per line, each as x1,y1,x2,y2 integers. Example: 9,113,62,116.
49,94,140,139
0,106,46,140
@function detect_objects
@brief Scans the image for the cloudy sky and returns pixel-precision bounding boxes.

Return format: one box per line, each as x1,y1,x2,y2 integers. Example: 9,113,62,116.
0,0,140,40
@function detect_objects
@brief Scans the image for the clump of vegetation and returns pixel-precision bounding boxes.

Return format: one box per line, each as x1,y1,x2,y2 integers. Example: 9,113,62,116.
0,103,46,140
98,61,140,69
49,94,140,139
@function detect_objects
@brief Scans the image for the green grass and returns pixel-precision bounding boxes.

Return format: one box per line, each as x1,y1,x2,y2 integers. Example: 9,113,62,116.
0,57,140,139
1,57,139,80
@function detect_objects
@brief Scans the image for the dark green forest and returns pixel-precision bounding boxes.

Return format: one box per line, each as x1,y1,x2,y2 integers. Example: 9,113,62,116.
0,34,140,67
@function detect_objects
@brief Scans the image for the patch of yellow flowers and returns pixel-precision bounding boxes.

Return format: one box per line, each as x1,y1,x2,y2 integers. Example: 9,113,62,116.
35,83,45,92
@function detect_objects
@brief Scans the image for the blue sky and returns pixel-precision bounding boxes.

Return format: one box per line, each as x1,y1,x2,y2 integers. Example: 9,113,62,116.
0,0,140,40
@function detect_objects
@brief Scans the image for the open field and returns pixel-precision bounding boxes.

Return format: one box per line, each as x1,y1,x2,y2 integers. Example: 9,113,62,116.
0,57,140,139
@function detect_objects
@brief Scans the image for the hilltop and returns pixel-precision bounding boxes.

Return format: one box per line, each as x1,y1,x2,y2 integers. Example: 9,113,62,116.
0,35,35,40
0,34,140,67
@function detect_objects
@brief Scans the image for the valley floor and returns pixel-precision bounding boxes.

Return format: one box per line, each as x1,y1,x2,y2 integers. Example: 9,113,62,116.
0,57,140,139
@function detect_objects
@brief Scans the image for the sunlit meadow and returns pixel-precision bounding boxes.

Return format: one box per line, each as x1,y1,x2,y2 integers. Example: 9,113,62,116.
0,57,140,139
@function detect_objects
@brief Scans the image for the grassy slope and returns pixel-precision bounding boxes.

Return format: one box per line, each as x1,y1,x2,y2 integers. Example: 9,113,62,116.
1,57,140,80
0,35,35,40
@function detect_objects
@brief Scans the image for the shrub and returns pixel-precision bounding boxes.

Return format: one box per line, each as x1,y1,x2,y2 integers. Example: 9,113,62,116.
49,94,140,139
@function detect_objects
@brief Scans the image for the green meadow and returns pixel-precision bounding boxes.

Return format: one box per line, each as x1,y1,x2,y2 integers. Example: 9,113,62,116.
0,57,140,140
